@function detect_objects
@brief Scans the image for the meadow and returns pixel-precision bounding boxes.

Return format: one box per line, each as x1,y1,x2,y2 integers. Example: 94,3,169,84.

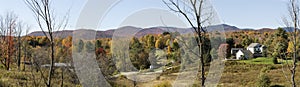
1,57,299,87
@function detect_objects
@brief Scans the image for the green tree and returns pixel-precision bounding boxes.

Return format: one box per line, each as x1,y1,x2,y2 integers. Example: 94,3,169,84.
129,37,150,70
95,40,102,49
274,41,288,58
147,35,155,49
264,36,274,57
74,39,84,52
172,39,179,51
241,36,253,48
273,28,288,59
155,37,165,49
275,28,288,39
162,32,170,36
38,36,50,46
226,37,235,48
84,41,94,52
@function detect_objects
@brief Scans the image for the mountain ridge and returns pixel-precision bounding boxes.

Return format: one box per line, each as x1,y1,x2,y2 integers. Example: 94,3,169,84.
27,24,287,38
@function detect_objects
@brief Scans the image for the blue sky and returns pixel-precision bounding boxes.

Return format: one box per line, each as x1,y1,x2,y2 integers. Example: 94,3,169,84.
211,0,287,29
0,0,289,32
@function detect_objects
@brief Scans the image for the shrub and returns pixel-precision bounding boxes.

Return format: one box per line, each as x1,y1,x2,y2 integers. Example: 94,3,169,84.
273,57,278,64
0,80,8,87
267,65,276,70
256,73,271,87
260,67,270,73
118,75,127,79
0,65,4,69
154,81,172,87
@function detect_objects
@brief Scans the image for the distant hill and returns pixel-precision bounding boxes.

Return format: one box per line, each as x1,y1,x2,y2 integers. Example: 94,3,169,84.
282,27,300,32
210,24,240,32
28,24,283,38
28,26,193,38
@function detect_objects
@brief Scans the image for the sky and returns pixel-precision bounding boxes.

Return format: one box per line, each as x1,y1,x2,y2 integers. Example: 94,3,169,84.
0,0,289,32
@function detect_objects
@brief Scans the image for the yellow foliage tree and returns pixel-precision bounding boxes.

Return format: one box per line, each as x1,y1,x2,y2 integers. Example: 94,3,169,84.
287,41,294,53
167,46,172,54
155,37,164,49
62,36,72,48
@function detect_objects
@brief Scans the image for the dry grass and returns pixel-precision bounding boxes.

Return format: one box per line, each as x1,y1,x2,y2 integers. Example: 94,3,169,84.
1,60,300,87
0,64,81,87
219,61,300,87
139,61,300,87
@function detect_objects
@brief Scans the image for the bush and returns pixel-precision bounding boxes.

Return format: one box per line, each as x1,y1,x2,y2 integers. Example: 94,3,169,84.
267,65,276,70
273,57,278,64
0,65,4,69
154,81,172,87
256,67,271,87
260,67,270,73
256,73,271,87
0,80,8,87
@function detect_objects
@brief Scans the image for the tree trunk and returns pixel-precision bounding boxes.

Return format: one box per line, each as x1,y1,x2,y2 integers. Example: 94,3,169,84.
17,36,21,71
291,3,297,86
199,36,205,87
61,68,64,87
47,39,54,87
291,20,297,87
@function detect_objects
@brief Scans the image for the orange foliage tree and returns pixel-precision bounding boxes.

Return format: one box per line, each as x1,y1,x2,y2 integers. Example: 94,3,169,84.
0,12,18,70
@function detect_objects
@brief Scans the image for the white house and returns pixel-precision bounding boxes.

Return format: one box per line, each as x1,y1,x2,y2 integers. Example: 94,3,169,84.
247,43,267,53
247,43,260,53
231,48,244,55
246,43,266,57
236,50,253,60
260,45,266,53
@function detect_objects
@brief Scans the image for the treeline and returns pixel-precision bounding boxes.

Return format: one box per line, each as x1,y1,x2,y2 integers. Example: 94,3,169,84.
0,27,299,86
226,28,300,61
1,28,299,72
1,26,298,78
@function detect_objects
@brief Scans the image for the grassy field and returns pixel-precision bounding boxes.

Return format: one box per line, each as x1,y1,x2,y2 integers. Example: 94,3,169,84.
0,64,81,87
238,57,294,65
219,60,300,87
1,58,300,87
139,58,300,87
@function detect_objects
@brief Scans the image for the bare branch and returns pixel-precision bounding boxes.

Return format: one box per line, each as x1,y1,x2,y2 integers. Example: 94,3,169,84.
25,0,68,86
282,0,299,86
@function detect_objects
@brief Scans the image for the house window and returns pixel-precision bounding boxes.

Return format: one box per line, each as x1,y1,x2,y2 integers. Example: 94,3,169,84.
254,48,261,53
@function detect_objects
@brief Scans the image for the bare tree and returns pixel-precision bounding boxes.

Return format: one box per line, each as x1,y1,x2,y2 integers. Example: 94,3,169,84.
163,0,216,86
25,0,68,86
283,0,299,87
22,25,31,71
289,0,299,87
16,22,23,71
0,12,17,70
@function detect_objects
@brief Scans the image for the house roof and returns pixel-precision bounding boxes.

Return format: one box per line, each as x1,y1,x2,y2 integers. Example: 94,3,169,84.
247,43,261,48
231,48,244,51
240,50,253,55
261,45,267,48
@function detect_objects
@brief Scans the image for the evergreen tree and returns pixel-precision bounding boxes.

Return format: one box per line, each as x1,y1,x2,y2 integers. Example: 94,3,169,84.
147,35,155,49
95,40,102,49
74,39,84,52
84,41,94,52
129,37,150,70
273,28,288,59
